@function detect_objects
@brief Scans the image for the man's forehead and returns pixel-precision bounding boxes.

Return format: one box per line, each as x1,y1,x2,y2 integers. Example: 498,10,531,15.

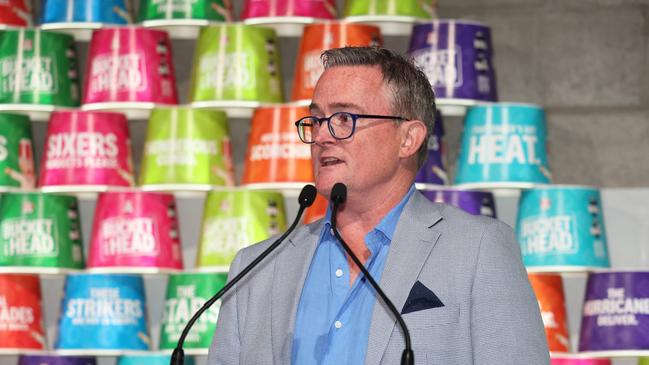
311,66,389,113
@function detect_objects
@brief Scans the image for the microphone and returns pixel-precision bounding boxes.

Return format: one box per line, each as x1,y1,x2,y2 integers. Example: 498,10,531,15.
330,183,414,365
170,184,318,365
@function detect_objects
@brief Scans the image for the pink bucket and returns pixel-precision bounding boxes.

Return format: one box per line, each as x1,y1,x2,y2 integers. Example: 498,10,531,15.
83,27,178,105
39,110,134,191
241,0,337,19
87,191,183,272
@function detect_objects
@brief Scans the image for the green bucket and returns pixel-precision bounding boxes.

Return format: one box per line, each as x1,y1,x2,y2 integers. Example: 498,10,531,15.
138,0,232,22
0,192,84,272
0,112,35,190
0,29,80,106
159,272,228,351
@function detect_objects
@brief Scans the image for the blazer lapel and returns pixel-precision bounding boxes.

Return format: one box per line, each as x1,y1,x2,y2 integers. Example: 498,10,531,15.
270,221,322,364
365,193,444,365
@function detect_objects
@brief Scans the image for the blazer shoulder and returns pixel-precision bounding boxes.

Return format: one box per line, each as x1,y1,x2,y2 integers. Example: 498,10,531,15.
439,202,509,232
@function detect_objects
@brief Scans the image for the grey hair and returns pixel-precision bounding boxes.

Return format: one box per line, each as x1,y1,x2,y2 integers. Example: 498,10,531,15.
321,46,436,169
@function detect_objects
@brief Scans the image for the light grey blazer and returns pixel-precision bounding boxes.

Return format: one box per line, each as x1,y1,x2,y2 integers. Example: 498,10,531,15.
207,191,550,365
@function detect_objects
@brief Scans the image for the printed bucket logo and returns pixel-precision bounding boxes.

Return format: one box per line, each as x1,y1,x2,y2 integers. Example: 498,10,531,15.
197,52,252,91
201,216,249,255
89,53,146,94
466,124,542,166
162,283,218,344
99,217,159,259
0,295,34,331
0,56,58,94
301,50,324,90
145,138,218,167
45,132,119,170
583,287,649,327
520,215,577,256
539,301,560,329
1,217,58,258
412,47,462,88
64,287,143,326
148,0,204,14
249,132,311,162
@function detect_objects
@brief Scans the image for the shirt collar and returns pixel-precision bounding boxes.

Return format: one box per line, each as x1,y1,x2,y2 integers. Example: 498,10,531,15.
322,184,416,241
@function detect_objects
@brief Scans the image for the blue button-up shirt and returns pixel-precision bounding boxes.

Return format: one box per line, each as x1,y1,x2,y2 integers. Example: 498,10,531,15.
292,185,416,365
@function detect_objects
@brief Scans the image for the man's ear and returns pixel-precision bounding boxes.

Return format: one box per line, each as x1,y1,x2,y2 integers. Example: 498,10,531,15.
399,120,427,159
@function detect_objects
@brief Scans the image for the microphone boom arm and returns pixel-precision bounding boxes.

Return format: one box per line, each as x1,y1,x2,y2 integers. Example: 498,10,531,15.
330,184,414,365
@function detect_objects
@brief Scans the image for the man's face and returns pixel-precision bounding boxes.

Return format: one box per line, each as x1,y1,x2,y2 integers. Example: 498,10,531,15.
309,65,403,198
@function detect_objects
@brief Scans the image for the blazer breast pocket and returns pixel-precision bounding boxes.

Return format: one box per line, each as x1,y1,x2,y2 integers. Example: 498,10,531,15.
403,304,460,329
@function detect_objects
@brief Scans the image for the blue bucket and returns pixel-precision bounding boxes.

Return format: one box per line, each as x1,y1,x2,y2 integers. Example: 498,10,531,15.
455,103,551,188
42,0,131,24
516,186,610,271
55,273,150,352
117,354,196,365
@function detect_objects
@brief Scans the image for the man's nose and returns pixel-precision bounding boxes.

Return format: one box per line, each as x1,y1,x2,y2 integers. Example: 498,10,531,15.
312,122,336,145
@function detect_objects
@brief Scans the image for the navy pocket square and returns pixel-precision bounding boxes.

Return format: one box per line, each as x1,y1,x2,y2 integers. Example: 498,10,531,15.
401,280,444,314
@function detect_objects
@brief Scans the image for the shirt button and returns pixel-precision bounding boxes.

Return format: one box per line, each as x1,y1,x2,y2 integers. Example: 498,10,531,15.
335,269,343,278
334,320,342,329
330,228,335,235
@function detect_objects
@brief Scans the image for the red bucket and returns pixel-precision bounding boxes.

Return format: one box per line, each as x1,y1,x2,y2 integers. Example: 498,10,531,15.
0,274,46,352
0,0,32,27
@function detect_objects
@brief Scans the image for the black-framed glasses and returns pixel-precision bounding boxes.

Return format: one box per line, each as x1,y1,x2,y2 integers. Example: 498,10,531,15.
295,112,408,144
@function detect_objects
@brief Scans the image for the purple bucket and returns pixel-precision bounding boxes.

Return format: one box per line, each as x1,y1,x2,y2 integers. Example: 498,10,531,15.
415,111,447,186
578,271,649,356
19,355,97,365
419,187,496,218
409,20,497,102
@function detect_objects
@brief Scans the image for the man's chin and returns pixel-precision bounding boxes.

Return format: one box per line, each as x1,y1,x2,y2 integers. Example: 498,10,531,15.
314,178,340,197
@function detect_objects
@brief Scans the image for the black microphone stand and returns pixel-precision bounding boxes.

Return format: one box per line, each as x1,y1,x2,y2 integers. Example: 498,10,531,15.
170,184,317,365
330,183,414,365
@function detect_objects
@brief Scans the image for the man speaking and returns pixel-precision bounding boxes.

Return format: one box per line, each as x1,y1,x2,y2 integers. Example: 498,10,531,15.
207,47,549,364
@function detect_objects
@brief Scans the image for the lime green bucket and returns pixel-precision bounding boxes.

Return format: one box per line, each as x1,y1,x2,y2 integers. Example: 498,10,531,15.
139,107,235,190
189,24,283,105
196,189,286,270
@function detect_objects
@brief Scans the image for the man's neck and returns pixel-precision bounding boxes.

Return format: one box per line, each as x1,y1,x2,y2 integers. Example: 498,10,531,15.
334,176,413,238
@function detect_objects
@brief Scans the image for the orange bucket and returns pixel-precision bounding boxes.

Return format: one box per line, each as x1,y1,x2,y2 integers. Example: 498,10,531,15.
291,22,382,102
242,105,314,188
528,273,570,352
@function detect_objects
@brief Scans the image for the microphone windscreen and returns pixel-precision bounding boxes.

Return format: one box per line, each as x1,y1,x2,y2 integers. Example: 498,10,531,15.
331,183,347,205
298,184,317,207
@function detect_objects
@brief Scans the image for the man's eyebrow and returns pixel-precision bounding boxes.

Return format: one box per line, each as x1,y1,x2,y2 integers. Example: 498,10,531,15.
329,102,360,110
308,102,362,113
309,102,320,114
